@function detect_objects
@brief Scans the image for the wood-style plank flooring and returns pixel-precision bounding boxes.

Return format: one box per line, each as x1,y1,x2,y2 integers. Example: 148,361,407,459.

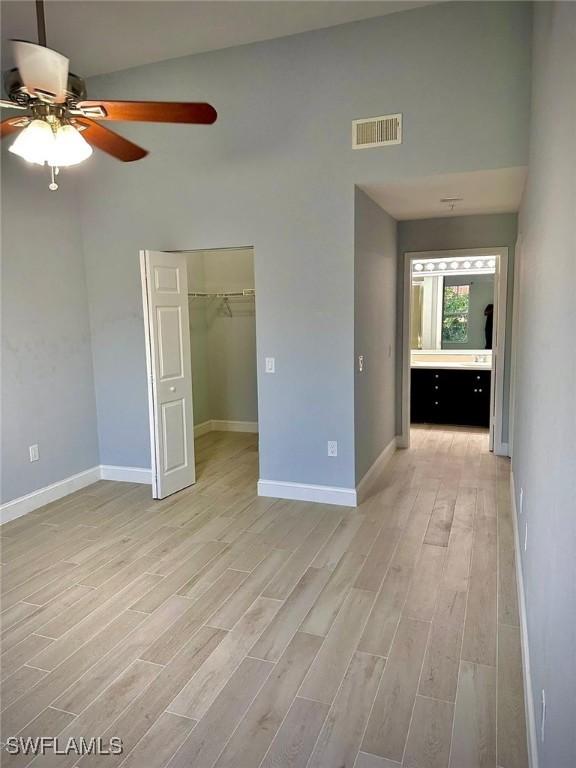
0,427,528,768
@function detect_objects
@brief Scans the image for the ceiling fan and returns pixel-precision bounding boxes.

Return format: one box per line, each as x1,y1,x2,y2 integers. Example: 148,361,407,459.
1,0,217,189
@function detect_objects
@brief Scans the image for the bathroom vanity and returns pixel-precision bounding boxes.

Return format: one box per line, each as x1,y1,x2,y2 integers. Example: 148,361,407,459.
411,363,491,427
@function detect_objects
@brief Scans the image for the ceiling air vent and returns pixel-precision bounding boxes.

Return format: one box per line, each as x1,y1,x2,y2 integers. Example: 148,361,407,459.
352,113,402,149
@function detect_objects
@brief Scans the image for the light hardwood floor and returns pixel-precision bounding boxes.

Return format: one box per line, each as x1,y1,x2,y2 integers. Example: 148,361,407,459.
0,427,528,768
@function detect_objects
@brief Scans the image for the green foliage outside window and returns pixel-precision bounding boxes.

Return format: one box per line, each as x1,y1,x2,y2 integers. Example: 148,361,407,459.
442,284,469,343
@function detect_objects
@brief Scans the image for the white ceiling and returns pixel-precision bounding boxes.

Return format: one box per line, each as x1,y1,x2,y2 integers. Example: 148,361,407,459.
362,167,527,220
0,0,437,77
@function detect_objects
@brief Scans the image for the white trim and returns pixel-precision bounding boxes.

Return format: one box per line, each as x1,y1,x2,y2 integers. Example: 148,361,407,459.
356,437,397,504
211,420,258,433
99,465,152,484
194,419,258,436
401,247,509,455
510,471,539,768
0,466,101,525
257,479,356,507
194,420,213,438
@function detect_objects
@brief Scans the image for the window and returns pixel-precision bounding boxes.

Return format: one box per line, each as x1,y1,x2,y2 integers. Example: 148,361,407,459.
442,284,470,343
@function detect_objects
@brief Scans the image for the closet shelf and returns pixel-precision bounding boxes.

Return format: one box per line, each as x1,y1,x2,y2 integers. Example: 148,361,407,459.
188,289,255,298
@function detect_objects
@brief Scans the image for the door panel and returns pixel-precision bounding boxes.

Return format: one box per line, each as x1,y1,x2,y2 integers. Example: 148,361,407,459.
141,250,195,499
161,399,188,473
157,306,184,379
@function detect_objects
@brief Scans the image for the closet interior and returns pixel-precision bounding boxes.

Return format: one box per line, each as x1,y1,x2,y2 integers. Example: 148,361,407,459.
184,247,258,479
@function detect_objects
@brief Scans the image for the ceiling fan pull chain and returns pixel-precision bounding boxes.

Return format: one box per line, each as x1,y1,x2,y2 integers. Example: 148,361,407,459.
49,164,58,191
36,0,47,47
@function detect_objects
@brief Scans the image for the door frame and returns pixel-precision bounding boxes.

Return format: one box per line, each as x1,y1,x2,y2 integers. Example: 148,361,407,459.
400,247,509,455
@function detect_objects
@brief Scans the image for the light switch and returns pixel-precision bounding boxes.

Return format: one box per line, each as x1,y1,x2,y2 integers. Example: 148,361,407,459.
29,444,39,462
265,357,275,374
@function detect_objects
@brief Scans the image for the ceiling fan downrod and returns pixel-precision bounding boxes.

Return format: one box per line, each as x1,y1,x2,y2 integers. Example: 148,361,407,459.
35,0,47,46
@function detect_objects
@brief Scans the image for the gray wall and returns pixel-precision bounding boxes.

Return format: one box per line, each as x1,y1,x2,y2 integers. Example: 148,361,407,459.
1,155,99,503
513,3,576,766
189,301,211,426
354,188,397,483
77,1,531,488
397,213,518,443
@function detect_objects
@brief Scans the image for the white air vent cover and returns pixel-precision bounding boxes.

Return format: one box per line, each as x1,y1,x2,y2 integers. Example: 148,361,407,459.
352,113,402,149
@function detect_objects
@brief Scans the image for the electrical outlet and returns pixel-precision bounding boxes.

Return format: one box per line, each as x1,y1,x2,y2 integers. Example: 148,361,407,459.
358,355,364,372
29,444,39,462
327,441,338,457
265,357,275,374
541,689,546,742
524,522,528,552
520,487,524,514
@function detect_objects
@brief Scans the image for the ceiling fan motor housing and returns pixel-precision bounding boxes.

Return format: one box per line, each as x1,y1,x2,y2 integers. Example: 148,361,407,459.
4,68,87,106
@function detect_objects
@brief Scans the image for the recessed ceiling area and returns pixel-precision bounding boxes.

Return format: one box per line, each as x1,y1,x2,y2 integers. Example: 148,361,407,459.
0,0,438,77
361,167,527,220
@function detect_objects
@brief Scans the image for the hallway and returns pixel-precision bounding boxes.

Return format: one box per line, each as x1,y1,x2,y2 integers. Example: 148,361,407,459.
0,427,528,768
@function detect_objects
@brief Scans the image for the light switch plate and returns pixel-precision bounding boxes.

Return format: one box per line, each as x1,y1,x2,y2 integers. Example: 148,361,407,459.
327,441,338,457
265,357,275,374
29,444,39,462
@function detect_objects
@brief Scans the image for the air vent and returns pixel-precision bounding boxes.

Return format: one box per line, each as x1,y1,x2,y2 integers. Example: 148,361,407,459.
352,113,402,149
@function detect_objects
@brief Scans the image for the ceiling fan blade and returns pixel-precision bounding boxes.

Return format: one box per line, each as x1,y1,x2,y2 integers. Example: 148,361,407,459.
1,117,26,139
12,40,69,103
75,100,217,125
74,118,148,162
0,100,26,110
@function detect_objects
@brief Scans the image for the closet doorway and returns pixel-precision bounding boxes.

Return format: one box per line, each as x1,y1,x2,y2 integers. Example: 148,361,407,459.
140,247,258,499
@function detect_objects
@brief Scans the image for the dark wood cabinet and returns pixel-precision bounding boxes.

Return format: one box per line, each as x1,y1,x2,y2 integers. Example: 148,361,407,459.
411,367,491,427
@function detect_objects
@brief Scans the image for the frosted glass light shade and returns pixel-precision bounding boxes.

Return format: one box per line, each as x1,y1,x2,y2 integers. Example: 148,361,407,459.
9,120,92,167
9,119,55,165
50,124,92,167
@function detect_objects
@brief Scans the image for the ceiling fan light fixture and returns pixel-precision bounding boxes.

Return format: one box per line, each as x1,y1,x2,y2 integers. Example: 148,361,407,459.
8,118,54,165
50,123,92,167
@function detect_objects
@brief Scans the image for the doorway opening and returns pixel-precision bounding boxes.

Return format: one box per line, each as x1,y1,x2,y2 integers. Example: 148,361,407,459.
140,247,258,499
401,248,509,455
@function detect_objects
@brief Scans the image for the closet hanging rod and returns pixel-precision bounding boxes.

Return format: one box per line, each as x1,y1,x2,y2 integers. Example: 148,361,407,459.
188,289,255,298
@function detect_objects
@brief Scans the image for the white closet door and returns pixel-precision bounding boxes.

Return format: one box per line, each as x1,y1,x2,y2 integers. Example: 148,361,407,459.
141,250,195,498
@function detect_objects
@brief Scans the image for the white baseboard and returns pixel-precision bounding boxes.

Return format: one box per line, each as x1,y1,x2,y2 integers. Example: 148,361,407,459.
257,479,356,507
0,466,101,525
194,421,213,438
356,437,397,504
211,420,258,433
194,419,258,436
1,464,152,526
510,471,539,768
99,465,152,484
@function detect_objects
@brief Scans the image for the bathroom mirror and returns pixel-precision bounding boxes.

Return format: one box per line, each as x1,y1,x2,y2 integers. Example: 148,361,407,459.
411,272,495,351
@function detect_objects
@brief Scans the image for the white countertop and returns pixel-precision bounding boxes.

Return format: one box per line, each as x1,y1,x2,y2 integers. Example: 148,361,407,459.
411,362,491,371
